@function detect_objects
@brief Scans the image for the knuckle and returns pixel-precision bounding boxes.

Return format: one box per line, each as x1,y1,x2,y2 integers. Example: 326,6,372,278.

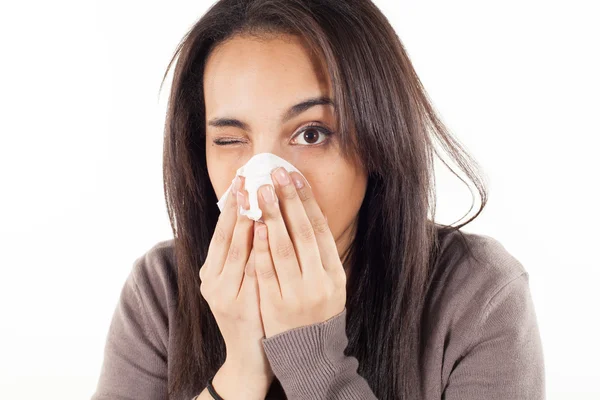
227,243,241,262
257,266,277,280
213,225,228,245
262,201,280,219
297,221,315,243
297,187,311,202
287,297,302,314
227,189,238,209
329,280,345,301
281,186,297,200
275,241,295,259
324,285,336,301
307,287,326,307
311,215,329,235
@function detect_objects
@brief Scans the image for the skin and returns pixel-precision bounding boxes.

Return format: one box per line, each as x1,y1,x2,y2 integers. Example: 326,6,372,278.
200,33,368,398
204,33,368,273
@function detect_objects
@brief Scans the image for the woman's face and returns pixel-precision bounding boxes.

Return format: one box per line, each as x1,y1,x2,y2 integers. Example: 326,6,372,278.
203,33,368,263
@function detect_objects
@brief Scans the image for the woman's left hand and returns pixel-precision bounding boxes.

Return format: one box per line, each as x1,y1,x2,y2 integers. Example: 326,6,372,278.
249,167,347,338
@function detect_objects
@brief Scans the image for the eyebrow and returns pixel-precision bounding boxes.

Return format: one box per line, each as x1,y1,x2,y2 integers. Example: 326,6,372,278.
207,96,335,131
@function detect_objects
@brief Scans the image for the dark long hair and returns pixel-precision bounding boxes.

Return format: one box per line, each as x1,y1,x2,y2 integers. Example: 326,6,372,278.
159,0,487,399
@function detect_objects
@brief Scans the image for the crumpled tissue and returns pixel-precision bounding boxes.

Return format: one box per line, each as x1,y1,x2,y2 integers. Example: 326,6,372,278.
216,152,311,222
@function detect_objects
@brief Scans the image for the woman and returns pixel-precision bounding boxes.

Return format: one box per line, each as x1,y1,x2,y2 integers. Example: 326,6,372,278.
92,0,545,399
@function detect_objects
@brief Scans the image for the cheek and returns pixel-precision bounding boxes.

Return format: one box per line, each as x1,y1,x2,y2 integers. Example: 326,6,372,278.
206,155,237,199
310,175,362,221
312,166,366,232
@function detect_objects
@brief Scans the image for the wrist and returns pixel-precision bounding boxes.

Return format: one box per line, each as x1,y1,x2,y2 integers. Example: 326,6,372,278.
211,360,272,400
261,308,348,392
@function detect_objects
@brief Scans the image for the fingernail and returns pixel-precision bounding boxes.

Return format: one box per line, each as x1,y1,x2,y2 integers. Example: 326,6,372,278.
274,167,291,186
236,190,244,209
232,176,241,196
257,223,267,240
260,185,275,203
292,173,304,189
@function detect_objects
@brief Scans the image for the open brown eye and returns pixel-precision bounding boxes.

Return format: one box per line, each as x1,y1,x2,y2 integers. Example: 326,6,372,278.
292,123,333,146
303,128,320,144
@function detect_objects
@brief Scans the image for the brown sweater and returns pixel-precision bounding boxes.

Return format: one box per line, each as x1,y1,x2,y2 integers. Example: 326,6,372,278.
91,230,545,399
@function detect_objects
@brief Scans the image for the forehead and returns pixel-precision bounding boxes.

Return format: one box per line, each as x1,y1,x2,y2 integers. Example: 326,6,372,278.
203,34,331,111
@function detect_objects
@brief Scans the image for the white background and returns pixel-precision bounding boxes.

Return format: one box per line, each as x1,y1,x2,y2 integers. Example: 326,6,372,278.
0,1,598,399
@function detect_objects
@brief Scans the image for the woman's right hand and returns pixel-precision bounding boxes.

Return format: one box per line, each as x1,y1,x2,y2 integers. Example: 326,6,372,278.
199,175,274,397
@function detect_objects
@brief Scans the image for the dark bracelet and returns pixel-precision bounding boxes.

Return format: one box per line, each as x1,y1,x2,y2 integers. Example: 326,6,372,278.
207,375,225,400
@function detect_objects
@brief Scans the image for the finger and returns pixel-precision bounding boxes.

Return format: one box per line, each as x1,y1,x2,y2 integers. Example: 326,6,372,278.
257,182,301,297
201,175,244,278
220,185,254,297
271,167,322,280
244,247,257,278
238,248,257,298
288,171,341,275
253,220,282,301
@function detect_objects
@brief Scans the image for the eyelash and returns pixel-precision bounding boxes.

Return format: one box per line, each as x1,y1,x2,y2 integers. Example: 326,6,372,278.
213,122,334,147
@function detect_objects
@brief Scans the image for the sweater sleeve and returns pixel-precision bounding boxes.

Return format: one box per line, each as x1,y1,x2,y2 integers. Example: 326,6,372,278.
443,272,546,400
91,256,169,400
261,308,377,400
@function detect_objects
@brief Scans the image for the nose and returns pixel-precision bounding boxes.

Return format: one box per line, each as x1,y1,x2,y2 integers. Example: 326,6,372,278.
249,134,286,161
241,128,302,171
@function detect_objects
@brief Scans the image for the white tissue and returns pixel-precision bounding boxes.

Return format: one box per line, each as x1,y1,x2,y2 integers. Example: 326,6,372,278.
216,153,311,222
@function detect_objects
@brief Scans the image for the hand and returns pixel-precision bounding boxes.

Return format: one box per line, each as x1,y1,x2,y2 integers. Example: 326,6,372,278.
199,175,274,391
251,167,347,338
